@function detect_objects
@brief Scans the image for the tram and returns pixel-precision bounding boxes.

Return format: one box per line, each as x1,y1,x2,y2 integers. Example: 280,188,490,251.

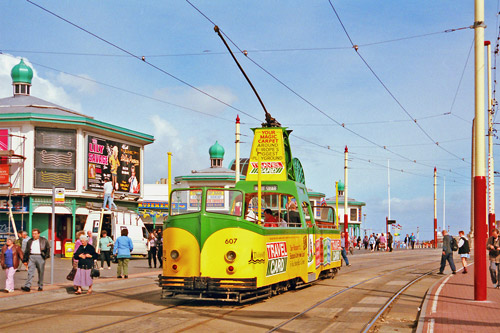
159,125,342,303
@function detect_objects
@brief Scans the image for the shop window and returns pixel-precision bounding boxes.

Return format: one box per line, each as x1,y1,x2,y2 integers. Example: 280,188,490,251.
350,208,357,221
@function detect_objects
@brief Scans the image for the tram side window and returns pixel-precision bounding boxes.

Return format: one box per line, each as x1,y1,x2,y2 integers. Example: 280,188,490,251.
314,206,337,229
170,189,202,215
205,189,243,217
244,193,303,228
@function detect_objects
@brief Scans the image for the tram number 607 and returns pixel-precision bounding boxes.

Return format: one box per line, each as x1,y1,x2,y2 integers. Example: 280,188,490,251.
225,238,237,244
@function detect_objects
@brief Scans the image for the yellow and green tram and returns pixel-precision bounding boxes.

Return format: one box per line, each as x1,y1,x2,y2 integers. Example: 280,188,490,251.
160,126,342,303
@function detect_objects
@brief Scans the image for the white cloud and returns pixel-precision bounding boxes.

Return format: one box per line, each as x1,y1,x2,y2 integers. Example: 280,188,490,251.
153,85,238,116
144,115,205,183
56,72,98,95
0,54,82,111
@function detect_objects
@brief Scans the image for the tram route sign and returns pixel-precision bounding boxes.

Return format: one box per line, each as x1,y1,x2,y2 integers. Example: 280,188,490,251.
247,128,287,181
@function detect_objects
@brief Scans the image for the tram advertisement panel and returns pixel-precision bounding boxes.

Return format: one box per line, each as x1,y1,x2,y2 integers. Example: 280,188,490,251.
87,135,141,194
247,128,287,181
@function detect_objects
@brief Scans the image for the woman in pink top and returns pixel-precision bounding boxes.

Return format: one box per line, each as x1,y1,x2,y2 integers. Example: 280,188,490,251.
379,233,387,251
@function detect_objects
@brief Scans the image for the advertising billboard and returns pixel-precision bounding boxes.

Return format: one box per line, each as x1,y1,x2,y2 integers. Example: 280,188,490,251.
87,135,141,194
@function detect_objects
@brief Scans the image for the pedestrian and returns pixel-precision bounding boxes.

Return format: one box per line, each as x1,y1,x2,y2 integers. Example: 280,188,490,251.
438,230,457,275
340,232,351,267
21,229,50,292
457,230,470,274
363,235,369,250
73,231,85,291
410,233,416,249
73,235,98,295
1,236,24,292
387,232,393,252
17,231,30,271
103,178,113,210
369,234,375,252
147,232,157,268
487,228,500,288
87,230,93,246
379,233,387,251
375,234,380,251
404,234,409,249
114,228,133,278
97,230,113,270
156,228,163,268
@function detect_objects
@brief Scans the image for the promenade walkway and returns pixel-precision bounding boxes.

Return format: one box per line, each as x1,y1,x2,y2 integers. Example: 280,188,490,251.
418,262,500,332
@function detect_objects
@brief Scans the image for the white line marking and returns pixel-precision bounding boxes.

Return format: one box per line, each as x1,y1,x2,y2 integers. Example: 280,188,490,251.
431,275,452,314
429,318,435,333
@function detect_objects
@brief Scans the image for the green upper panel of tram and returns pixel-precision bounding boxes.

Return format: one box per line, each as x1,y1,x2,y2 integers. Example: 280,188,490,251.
11,59,33,84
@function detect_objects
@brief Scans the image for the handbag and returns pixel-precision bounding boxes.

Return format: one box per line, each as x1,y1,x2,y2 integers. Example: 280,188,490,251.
66,267,77,281
91,260,100,278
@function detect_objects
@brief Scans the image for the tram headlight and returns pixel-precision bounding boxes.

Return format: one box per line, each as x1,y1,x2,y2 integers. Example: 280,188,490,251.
225,251,236,263
170,250,180,260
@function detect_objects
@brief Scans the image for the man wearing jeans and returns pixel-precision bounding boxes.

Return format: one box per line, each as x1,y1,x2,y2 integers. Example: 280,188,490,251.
487,229,500,288
438,230,456,275
103,179,113,210
21,229,50,292
340,232,351,267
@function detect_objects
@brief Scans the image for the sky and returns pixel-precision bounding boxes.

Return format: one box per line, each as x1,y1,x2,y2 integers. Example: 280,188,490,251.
1,1,499,240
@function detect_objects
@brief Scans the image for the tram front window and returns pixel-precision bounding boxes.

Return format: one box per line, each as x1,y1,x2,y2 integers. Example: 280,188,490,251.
205,189,243,216
170,189,202,215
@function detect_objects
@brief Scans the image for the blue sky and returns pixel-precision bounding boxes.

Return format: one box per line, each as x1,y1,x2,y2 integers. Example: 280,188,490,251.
1,1,498,240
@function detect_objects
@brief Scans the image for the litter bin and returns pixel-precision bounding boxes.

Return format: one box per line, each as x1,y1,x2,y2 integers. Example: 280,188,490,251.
64,242,75,258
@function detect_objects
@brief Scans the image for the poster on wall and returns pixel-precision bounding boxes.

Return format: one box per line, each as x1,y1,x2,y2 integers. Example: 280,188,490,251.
34,127,76,190
87,135,141,194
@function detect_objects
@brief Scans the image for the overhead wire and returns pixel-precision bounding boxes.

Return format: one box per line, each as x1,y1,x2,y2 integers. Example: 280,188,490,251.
184,0,470,179
0,53,236,123
25,0,263,124
26,0,471,183
448,38,474,125
327,0,470,165
0,26,472,58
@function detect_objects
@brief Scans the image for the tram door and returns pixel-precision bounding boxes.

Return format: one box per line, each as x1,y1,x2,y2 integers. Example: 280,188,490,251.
303,201,317,283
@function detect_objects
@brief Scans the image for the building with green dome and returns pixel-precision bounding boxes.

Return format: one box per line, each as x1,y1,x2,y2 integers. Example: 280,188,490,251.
0,59,154,252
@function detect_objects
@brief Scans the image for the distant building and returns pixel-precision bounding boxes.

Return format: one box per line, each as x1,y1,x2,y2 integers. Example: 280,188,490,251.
0,59,154,252
325,180,365,237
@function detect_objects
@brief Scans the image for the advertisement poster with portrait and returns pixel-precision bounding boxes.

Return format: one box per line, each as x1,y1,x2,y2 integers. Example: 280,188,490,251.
87,135,141,195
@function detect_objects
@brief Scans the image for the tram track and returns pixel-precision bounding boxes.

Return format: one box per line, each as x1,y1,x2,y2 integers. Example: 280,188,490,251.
267,259,439,332
0,280,160,330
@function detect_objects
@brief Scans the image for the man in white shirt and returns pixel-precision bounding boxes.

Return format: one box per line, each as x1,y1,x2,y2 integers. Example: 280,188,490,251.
103,179,113,210
21,229,50,292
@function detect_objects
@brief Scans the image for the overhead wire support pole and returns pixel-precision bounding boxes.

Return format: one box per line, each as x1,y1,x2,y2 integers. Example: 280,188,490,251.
486,40,496,236
473,0,487,302
344,146,349,248
434,167,437,248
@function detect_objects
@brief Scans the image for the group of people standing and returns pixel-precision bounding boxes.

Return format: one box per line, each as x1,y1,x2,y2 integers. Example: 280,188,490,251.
147,228,163,269
71,228,135,294
0,229,51,293
0,225,154,294
361,232,393,252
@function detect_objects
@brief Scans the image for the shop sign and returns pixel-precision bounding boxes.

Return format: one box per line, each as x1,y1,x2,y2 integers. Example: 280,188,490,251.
207,190,224,207
87,135,141,195
0,164,9,184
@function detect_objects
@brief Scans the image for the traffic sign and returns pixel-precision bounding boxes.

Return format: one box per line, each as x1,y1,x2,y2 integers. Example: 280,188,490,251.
55,188,65,204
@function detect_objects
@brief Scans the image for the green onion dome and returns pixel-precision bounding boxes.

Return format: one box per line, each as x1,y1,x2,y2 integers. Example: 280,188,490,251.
209,141,225,159
11,59,33,84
